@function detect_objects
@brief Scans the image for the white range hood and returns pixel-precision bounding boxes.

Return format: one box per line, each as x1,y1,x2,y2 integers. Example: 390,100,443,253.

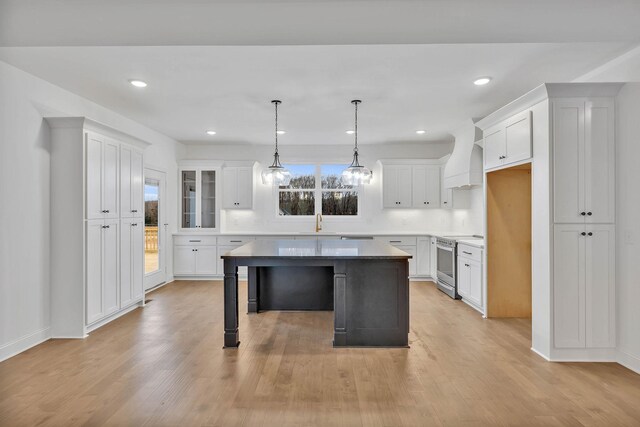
443,120,483,189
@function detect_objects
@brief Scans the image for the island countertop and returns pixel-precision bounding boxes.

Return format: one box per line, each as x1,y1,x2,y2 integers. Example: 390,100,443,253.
221,238,413,260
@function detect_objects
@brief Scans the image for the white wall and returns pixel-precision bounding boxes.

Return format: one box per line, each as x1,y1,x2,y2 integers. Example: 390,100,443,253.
0,60,183,361
182,142,483,235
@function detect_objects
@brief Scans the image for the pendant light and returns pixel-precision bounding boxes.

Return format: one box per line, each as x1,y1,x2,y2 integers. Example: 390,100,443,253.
342,99,372,185
261,100,292,186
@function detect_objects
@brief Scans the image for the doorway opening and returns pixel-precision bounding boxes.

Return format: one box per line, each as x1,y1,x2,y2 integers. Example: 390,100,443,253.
144,168,167,290
486,163,532,329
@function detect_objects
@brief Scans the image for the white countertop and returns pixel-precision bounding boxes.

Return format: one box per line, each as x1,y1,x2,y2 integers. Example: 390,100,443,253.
457,239,485,249
173,231,470,237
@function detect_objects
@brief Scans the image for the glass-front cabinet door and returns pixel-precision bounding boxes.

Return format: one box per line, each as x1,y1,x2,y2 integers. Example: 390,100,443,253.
180,167,218,231
200,170,216,229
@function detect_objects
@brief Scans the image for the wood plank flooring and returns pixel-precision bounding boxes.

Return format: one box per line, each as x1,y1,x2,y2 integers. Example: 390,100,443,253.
1,280,639,426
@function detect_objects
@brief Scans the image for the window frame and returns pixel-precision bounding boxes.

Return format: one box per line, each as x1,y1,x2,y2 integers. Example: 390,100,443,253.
273,163,362,218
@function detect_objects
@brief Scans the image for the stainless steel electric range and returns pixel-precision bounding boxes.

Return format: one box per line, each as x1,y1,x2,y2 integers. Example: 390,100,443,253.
436,235,483,299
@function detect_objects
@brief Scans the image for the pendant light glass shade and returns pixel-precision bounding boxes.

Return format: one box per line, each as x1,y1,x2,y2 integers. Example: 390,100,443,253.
261,100,292,186
342,100,372,185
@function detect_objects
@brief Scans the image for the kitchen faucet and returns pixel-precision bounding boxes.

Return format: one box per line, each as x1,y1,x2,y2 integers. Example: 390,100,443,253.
316,213,323,232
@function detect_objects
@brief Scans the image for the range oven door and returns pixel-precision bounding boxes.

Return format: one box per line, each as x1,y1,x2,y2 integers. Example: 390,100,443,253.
436,244,456,298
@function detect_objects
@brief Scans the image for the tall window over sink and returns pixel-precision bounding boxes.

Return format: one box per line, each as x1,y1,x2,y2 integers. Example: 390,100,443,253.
277,164,359,216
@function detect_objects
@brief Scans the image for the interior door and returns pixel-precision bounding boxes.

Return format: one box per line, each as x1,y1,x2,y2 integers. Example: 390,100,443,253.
144,168,167,290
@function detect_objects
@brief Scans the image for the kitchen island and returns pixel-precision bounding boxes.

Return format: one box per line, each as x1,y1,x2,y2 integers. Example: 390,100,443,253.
221,239,411,348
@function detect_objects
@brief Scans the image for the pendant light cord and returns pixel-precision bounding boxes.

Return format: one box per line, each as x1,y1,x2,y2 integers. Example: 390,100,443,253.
271,100,282,168
351,100,362,167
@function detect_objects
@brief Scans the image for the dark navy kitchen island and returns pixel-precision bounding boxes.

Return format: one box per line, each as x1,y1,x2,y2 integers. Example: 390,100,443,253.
221,239,411,348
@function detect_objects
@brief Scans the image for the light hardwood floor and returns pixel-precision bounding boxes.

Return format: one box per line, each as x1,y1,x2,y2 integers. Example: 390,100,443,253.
1,280,639,426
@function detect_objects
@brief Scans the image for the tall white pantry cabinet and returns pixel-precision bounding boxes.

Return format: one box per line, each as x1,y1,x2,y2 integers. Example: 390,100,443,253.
47,117,148,338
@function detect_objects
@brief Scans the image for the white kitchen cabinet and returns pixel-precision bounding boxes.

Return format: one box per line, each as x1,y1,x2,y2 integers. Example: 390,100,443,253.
457,244,483,310
180,164,220,231
382,165,412,208
222,166,253,209
120,145,144,219
416,237,431,276
553,224,615,349
48,118,148,338
395,245,417,276
412,166,440,208
195,246,218,275
86,219,120,324
174,245,218,275
174,246,197,275
86,132,120,220
120,218,144,308
483,110,532,170
553,99,615,224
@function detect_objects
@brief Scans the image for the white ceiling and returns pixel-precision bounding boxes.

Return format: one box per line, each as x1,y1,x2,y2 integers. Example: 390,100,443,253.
0,43,633,144
1,0,640,46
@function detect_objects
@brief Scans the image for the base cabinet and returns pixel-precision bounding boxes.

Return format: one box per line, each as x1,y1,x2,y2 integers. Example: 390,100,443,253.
553,224,615,349
457,244,483,310
416,237,431,276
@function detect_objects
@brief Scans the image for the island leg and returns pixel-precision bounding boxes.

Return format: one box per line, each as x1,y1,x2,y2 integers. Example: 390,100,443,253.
247,267,259,313
333,261,347,347
223,258,240,348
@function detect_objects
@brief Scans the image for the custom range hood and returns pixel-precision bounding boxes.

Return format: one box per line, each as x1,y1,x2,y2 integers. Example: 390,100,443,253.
443,120,483,189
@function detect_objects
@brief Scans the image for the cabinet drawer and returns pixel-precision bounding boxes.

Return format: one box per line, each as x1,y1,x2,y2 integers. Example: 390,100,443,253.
218,236,254,246
375,236,417,246
458,244,482,262
174,235,217,246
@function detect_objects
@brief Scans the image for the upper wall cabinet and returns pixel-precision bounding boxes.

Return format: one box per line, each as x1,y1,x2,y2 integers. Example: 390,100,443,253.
382,165,413,208
412,165,441,208
483,110,532,170
86,132,120,220
553,99,615,224
179,162,221,231
222,166,254,209
120,145,144,219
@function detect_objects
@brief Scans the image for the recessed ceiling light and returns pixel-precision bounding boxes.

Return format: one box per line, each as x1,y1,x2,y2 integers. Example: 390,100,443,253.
416,130,426,134
346,130,355,134
473,77,492,86
276,130,286,135
206,130,216,135
129,79,148,88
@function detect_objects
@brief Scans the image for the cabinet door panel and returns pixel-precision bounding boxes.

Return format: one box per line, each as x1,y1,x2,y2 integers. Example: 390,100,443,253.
382,166,398,208
195,246,218,275
457,257,470,298
103,220,120,316
416,238,430,276
505,110,532,164
200,170,217,229
467,260,483,308
484,127,505,170
222,168,236,209
425,166,441,207
397,167,412,207
440,167,452,209
174,246,196,275
102,140,119,219
86,134,103,220
236,167,253,208
585,100,615,224
86,221,104,323
430,237,437,279
585,225,615,348
412,166,427,207
553,225,586,348
120,219,133,307
131,150,144,218
181,170,197,229
553,101,585,223
120,146,132,218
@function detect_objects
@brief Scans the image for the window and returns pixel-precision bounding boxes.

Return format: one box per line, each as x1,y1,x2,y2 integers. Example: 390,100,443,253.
278,164,359,216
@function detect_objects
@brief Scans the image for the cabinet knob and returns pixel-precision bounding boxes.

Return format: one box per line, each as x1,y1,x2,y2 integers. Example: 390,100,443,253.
587,212,592,216
581,212,586,216
132,209,137,213
465,264,470,267
581,232,586,236
131,223,137,226
588,232,593,236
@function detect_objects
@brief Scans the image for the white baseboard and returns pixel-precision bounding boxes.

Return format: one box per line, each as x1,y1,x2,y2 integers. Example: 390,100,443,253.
617,348,640,374
530,347,551,361
145,278,174,294
549,347,617,362
0,327,51,362
85,302,142,334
